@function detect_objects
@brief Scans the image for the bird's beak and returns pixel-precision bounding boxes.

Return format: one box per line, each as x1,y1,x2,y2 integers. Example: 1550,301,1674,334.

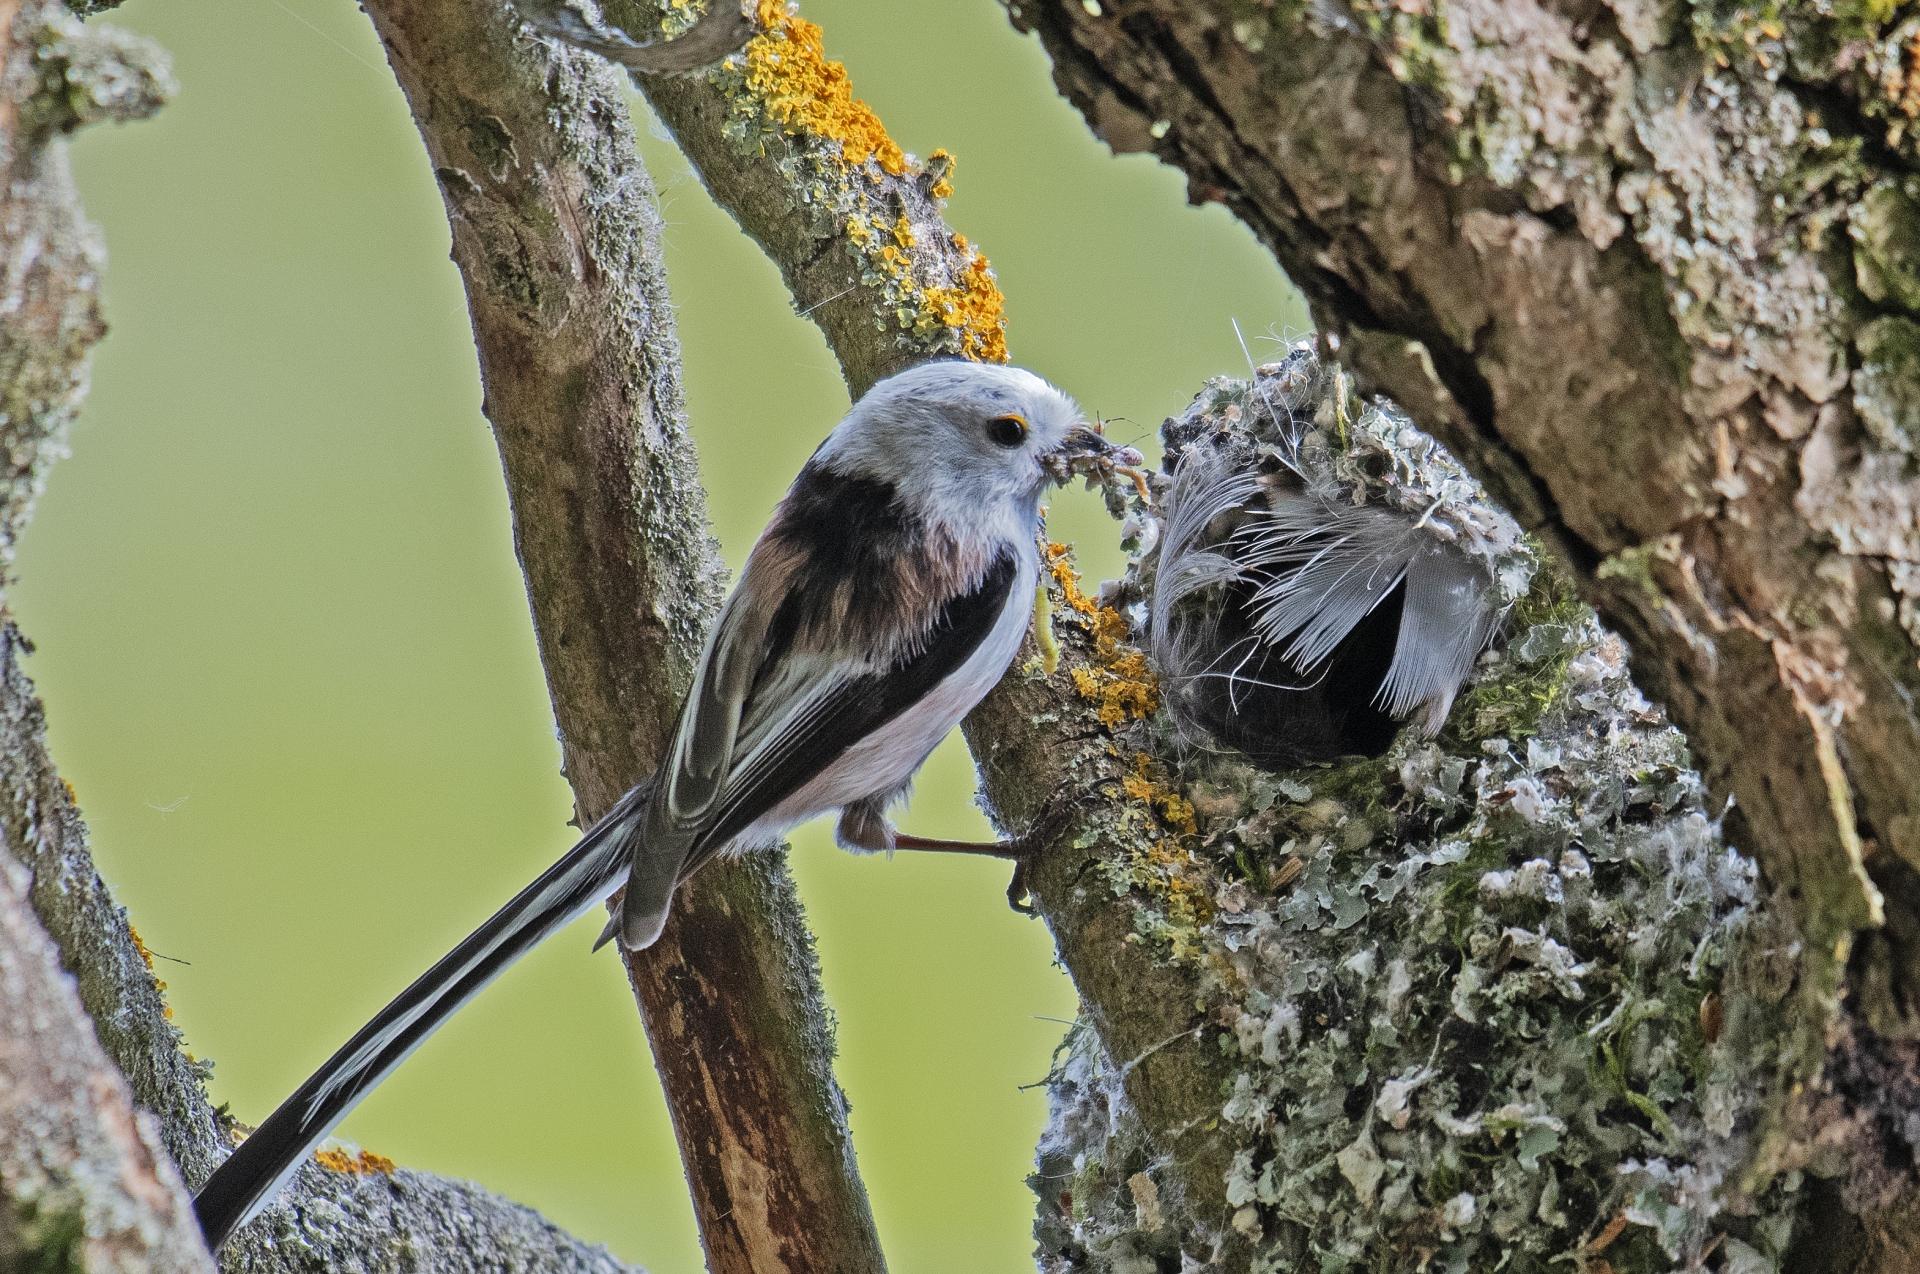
1041,423,1144,485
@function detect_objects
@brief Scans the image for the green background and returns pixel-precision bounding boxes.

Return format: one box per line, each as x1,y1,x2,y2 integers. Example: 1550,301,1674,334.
19,1,1304,1268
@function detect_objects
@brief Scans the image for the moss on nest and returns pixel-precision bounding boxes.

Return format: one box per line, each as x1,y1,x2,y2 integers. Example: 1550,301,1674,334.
1032,353,1807,1273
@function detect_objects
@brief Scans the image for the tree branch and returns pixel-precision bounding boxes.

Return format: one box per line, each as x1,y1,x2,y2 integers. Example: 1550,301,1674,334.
358,0,889,1268
1001,0,1920,1260
970,351,1820,1272
613,0,1009,390
0,2,675,1269
0,845,212,1274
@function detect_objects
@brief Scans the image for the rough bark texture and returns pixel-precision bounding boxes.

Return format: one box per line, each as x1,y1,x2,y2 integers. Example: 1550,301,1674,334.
987,0,1920,1266
0,4,213,1266
962,353,1821,1273
217,1159,642,1274
0,845,212,1274
359,1,889,1270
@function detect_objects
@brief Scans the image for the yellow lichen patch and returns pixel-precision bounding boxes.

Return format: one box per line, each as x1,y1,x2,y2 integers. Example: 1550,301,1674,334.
739,6,1006,362
917,245,1008,363
315,1148,396,1176
127,922,174,1019
1117,757,1214,957
927,148,955,198
1047,542,1158,727
1045,541,1099,615
747,0,906,174
1122,755,1197,836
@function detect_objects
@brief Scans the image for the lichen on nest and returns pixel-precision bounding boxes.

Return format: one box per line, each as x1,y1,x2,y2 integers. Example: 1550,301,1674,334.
1031,351,1809,1273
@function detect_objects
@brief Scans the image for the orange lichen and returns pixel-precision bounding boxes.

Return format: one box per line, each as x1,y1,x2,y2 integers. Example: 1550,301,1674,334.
741,6,1006,362
128,922,155,969
1122,755,1197,836
127,922,174,1019
1118,756,1213,950
919,246,1009,363
1047,542,1158,727
927,148,956,199
1045,540,1100,615
747,1,906,174
1044,544,1204,954
315,1148,396,1176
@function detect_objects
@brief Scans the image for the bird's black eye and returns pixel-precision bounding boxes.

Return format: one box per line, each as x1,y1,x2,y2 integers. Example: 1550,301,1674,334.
987,414,1028,448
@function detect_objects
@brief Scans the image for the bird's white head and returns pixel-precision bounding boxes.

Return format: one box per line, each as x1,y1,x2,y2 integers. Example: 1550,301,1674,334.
813,361,1113,544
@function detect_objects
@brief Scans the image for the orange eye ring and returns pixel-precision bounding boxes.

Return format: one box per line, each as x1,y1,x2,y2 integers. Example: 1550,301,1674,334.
986,414,1028,448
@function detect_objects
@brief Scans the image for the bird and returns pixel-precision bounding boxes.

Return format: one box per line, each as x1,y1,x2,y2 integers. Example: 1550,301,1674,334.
191,360,1129,1252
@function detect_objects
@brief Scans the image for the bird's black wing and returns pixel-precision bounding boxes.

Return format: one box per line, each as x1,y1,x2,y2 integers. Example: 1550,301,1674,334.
675,546,1021,882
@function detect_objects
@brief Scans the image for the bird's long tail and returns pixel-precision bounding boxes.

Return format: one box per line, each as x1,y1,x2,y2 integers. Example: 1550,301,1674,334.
192,779,650,1253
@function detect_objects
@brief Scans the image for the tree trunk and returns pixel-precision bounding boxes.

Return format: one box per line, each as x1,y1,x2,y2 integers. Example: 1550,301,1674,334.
0,2,661,1270
984,0,1920,1267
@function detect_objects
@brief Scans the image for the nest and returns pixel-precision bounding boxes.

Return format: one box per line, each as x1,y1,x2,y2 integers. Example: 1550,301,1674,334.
1134,343,1534,767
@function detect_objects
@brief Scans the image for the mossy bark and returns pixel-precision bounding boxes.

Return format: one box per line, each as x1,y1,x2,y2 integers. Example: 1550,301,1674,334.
0,0,713,1269
968,357,1823,1273
586,1,1008,391
0,845,212,1274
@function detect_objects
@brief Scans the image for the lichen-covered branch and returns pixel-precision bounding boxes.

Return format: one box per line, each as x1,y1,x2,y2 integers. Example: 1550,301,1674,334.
0,2,675,1270
576,0,1009,391
0,847,211,1274
0,0,219,1231
357,1,889,1269
217,1155,645,1274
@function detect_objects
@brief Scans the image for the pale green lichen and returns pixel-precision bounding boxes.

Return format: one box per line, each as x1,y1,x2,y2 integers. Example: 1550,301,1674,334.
0,1192,87,1274
1032,360,1809,1274
1853,315,1920,455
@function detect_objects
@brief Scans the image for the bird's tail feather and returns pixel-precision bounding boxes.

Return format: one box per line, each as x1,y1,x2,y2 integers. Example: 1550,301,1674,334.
192,779,651,1253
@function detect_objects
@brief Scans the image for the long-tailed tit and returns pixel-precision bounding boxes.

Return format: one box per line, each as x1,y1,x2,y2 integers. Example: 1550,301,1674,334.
192,360,1131,1251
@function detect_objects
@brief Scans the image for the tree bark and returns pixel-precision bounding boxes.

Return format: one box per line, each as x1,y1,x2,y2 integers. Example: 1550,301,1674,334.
623,0,1009,392
359,1,891,1269
0,2,675,1270
0,830,211,1274
1000,0,1903,971
982,0,1920,1266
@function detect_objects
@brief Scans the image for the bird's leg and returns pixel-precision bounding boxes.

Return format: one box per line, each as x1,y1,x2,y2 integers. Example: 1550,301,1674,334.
834,804,1036,913
885,830,1024,858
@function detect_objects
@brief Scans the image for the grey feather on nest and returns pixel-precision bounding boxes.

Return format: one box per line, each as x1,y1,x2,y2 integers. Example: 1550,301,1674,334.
1133,341,1536,768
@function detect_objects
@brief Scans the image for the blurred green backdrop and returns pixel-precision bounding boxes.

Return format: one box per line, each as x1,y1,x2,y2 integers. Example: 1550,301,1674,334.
16,0,1305,1268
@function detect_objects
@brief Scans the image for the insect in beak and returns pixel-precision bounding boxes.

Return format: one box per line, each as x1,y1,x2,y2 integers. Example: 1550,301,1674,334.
1041,421,1151,505
1041,422,1145,483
